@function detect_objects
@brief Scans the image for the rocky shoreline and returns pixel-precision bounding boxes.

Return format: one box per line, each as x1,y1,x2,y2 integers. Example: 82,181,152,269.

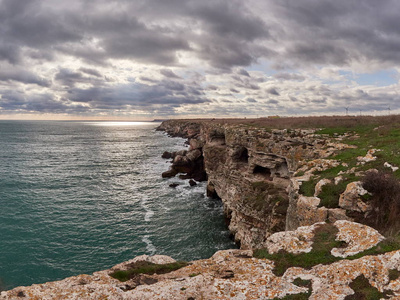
4,118,400,299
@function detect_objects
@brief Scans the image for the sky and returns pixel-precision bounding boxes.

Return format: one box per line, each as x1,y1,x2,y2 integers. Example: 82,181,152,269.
1,0,400,120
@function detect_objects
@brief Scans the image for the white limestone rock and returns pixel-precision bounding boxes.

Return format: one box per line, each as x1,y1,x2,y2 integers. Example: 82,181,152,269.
314,178,331,197
331,220,385,258
384,162,399,172
339,181,371,213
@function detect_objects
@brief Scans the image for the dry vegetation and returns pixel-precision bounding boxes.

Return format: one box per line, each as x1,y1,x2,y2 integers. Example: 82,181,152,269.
173,115,400,130
361,171,400,233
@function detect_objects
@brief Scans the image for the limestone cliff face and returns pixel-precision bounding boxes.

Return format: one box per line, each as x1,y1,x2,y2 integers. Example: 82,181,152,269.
158,120,347,249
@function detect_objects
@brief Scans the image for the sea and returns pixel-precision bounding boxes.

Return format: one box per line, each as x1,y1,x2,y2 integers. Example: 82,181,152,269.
0,121,236,291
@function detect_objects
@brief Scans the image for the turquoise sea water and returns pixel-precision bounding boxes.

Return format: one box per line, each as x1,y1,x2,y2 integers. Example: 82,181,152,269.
0,121,236,291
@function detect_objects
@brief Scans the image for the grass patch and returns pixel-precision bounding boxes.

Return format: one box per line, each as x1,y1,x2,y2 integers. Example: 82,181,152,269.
389,269,400,281
344,274,391,299
329,125,400,180
299,178,317,197
110,261,188,282
253,223,344,276
317,174,357,208
318,182,344,208
254,224,400,277
277,292,311,300
315,127,354,136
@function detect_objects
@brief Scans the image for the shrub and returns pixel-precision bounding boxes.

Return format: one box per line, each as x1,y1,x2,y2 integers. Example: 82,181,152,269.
110,261,188,282
362,171,400,231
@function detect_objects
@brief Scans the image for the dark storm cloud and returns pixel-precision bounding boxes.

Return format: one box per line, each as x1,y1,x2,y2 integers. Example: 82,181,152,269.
267,87,280,96
232,75,260,90
79,68,102,78
0,44,22,64
267,99,279,104
238,69,251,77
207,85,218,91
66,81,208,110
54,68,104,87
0,89,88,113
0,68,51,87
267,0,400,67
139,76,158,83
191,1,268,41
2,0,400,69
0,0,82,53
160,69,182,79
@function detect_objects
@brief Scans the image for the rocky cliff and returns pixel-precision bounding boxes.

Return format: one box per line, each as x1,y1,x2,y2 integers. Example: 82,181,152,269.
157,120,357,249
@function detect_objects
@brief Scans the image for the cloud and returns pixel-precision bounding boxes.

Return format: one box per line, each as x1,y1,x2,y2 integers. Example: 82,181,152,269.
267,87,280,96
66,80,209,111
238,69,251,77
160,69,181,79
1,0,400,118
0,89,88,113
0,67,51,87
274,73,306,81
79,68,102,78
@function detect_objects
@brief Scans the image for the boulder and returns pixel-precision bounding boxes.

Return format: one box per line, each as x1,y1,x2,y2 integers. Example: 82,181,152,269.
339,181,371,212
189,179,197,187
185,149,202,161
327,208,352,223
162,168,178,178
161,151,172,159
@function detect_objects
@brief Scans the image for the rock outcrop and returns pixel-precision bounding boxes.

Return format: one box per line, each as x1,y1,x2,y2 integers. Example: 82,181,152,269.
158,120,355,248
3,221,399,300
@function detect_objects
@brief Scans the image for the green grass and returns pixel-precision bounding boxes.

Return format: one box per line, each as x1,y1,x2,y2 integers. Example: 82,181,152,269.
344,275,391,299
318,175,358,208
298,172,358,209
253,224,344,276
299,178,317,197
388,269,400,281
327,125,400,179
316,127,356,136
276,292,311,300
110,261,189,282
253,224,400,277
